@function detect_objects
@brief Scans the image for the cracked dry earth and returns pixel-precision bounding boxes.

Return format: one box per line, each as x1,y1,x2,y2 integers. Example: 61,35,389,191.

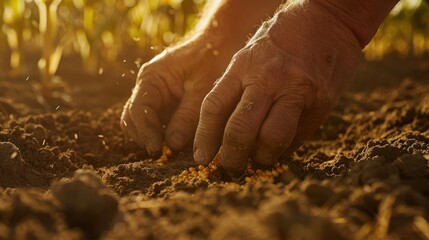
0,57,428,239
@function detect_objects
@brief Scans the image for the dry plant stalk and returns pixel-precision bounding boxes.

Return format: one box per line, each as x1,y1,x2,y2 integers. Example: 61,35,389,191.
3,0,25,72
35,0,63,94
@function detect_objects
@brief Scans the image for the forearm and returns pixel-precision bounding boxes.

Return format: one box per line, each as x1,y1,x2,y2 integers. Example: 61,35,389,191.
313,0,399,47
193,0,283,50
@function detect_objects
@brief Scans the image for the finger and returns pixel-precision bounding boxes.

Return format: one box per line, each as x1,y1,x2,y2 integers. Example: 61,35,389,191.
120,98,139,141
193,74,241,165
219,86,272,176
128,76,170,157
165,92,204,151
284,105,332,156
252,97,304,166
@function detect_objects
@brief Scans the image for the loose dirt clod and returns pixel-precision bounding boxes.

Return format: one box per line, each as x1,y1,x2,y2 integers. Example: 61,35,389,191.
0,142,26,187
52,170,119,238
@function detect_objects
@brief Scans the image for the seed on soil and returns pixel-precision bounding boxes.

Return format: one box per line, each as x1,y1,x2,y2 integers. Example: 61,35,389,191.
156,145,172,165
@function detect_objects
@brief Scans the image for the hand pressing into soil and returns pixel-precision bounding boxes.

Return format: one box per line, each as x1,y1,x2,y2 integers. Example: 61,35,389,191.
121,36,229,156
120,1,282,156
194,0,398,176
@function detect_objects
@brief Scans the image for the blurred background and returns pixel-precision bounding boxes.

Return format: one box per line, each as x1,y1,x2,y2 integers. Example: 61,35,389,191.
0,0,428,83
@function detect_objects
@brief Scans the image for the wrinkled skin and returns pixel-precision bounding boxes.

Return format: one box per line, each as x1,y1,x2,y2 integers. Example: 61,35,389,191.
122,1,363,176
193,2,362,175
121,35,234,155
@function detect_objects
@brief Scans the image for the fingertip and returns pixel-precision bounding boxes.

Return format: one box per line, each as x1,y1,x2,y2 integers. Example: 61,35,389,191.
193,147,217,166
166,132,186,151
145,142,162,158
219,148,248,178
253,148,278,166
193,148,206,165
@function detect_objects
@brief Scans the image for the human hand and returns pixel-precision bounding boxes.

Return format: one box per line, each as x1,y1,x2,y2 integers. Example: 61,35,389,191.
121,36,231,156
193,1,362,176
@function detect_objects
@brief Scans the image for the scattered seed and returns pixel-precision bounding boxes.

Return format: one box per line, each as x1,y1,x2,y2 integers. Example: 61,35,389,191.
10,152,18,159
123,120,128,127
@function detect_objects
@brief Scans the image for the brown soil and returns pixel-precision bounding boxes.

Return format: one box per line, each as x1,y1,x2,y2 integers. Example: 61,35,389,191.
0,56,429,239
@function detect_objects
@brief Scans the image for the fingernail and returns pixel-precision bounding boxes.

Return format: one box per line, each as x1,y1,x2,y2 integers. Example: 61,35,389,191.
193,149,206,164
168,132,185,150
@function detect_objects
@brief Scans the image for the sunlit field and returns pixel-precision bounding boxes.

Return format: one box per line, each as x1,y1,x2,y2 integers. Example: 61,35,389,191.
0,0,427,76
0,0,429,239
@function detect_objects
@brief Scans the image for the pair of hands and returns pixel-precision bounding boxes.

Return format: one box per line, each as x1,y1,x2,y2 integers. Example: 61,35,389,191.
121,1,362,176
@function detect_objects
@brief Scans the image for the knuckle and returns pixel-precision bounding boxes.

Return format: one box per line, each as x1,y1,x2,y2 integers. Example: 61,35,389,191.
260,127,287,146
225,118,255,146
175,107,199,125
201,93,225,117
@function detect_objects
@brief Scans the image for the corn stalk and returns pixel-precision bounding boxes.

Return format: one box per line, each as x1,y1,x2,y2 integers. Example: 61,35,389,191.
3,0,25,73
35,0,63,94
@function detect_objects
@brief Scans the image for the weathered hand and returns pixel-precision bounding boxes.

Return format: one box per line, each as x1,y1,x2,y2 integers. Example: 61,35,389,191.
121,36,230,156
193,1,362,176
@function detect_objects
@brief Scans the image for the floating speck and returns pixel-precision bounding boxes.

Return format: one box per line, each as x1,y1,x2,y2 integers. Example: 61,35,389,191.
162,124,167,129
123,120,128,127
10,152,18,159
42,139,46,146
144,109,148,114
25,76,30,82
98,135,104,138
122,73,125,77
102,140,106,146
213,50,219,56
74,133,78,140
55,105,60,110
98,67,104,75
206,43,213,49
123,59,127,63
31,20,39,28
130,70,135,74
135,58,142,68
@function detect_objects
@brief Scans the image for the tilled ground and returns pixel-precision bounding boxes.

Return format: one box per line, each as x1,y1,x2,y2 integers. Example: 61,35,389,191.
0,57,428,239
